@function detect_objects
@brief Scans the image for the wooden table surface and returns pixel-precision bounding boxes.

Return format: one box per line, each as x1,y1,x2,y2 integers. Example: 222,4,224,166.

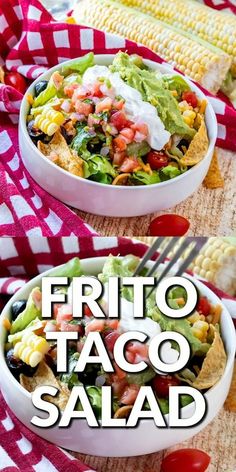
74,148,236,237
71,364,236,472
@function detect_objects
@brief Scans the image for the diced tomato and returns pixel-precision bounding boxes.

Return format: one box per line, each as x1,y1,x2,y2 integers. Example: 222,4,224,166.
131,122,149,137
87,114,100,127
60,321,84,334
196,297,211,316
113,151,126,166
44,321,58,332
147,151,169,170
56,304,73,323
124,349,136,364
113,136,127,152
64,83,79,98
75,101,93,116
182,91,198,108
91,82,103,98
120,127,135,144
72,85,89,102
113,99,125,110
104,331,120,353
85,319,106,334
127,341,149,361
106,320,119,330
152,375,180,398
53,304,61,319
84,304,93,317
120,384,140,405
32,288,42,310
134,131,146,143
113,362,127,380
119,156,139,173
112,378,128,397
95,97,113,113
110,111,128,131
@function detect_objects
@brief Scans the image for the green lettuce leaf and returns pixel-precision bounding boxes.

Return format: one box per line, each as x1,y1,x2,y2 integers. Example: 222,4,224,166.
49,257,82,278
126,368,156,385
61,52,94,76
162,74,190,100
160,165,182,180
127,141,151,157
132,170,161,185
10,287,42,334
84,155,117,180
33,75,58,108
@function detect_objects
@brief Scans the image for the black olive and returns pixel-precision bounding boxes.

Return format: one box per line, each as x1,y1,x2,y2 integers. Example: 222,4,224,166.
35,80,48,97
177,139,189,150
11,300,27,321
6,349,37,378
27,120,45,140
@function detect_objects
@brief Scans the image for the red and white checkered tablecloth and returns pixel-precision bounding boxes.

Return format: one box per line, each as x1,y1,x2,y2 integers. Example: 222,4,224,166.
198,0,236,14
0,236,235,470
0,0,236,237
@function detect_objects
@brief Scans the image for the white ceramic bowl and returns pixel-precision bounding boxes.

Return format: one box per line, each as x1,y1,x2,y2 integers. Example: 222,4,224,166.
19,56,217,217
0,257,235,457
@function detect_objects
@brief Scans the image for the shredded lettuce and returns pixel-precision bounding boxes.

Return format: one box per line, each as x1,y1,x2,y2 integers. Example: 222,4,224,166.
126,368,156,385
160,165,182,180
83,154,117,181
127,141,151,157
162,74,190,100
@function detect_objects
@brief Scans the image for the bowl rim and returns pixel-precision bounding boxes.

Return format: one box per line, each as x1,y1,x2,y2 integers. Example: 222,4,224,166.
0,256,235,422
20,54,218,191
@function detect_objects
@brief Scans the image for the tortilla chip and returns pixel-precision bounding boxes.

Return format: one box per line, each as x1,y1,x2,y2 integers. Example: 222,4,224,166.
203,150,224,189
38,131,84,178
224,363,236,412
178,326,226,390
20,360,70,410
180,118,209,167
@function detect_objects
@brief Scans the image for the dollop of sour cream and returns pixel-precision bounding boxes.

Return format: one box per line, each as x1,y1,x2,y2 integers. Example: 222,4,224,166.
82,65,171,151
101,284,179,367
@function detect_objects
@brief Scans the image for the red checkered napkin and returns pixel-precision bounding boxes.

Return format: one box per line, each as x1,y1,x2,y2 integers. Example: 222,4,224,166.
0,0,236,236
0,391,95,472
201,0,236,14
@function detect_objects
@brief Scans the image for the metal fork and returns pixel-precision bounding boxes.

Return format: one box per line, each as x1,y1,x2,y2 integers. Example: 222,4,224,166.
134,237,207,296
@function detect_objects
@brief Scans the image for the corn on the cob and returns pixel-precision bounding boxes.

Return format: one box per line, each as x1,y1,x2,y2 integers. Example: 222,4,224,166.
34,108,65,136
14,332,50,368
118,0,236,76
74,0,231,94
161,237,236,296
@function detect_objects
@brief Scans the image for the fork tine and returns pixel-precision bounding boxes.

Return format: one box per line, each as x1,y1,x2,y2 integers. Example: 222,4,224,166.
133,237,165,276
175,240,205,276
146,237,180,277
151,238,191,283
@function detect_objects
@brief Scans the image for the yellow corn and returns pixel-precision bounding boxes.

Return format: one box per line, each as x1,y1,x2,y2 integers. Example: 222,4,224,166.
74,0,232,94
14,332,50,368
191,320,209,342
163,237,236,296
34,108,65,136
118,0,236,75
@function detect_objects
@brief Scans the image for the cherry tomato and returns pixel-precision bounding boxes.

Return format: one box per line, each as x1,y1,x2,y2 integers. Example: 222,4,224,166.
152,375,180,398
147,151,169,170
4,72,27,94
161,449,211,472
196,297,211,316
149,214,190,236
182,91,198,108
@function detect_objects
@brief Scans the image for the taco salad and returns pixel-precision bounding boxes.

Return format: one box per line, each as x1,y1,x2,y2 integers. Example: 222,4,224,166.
4,256,226,418
26,52,209,187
